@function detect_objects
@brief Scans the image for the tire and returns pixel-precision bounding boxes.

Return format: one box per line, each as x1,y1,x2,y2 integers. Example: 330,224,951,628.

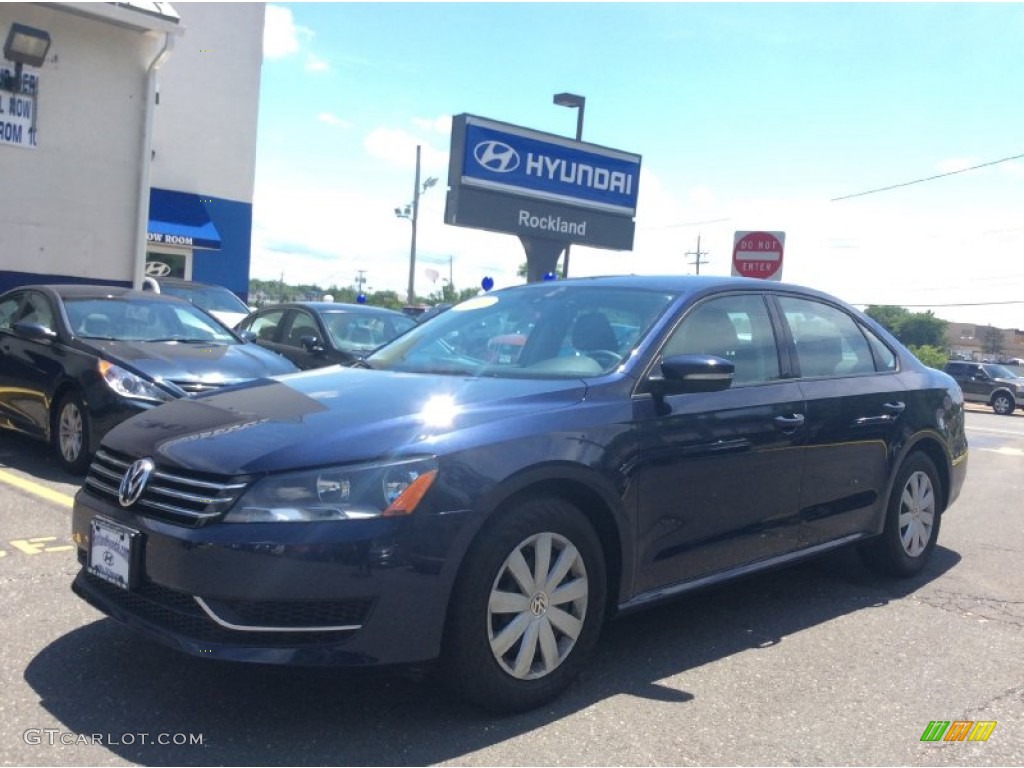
442,497,607,714
53,391,91,474
860,452,941,578
991,392,1015,416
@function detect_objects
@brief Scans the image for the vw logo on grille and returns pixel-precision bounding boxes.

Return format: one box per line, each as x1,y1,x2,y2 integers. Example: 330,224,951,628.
473,140,520,173
118,458,155,507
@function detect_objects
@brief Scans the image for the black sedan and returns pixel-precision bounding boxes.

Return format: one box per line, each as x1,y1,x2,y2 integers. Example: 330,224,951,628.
70,275,967,713
236,301,417,369
0,285,298,472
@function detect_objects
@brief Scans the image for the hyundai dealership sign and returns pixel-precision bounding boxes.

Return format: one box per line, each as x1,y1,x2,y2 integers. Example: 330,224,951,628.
445,114,641,250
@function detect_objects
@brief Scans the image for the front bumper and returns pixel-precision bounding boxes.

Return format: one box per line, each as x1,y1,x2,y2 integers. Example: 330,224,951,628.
71,489,469,667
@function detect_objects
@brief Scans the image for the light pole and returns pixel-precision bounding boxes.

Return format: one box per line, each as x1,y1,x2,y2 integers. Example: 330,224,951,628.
553,92,585,278
395,144,438,306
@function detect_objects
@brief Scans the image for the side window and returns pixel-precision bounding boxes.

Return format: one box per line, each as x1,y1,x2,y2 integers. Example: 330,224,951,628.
862,324,897,371
662,294,780,385
778,296,876,378
19,292,56,332
0,295,21,332
284,311,319,348
245,310,287,343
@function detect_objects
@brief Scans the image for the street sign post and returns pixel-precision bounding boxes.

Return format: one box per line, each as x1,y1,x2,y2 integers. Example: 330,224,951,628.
732,231,785,281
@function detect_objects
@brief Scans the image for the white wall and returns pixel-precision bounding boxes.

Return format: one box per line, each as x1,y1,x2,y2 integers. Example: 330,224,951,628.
0,4,156,281
151,3,265,203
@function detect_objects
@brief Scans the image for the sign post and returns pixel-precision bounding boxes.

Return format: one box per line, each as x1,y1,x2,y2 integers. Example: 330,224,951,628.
731,231,785,281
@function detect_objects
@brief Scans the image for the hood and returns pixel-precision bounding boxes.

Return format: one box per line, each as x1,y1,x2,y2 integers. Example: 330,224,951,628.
87,339,298,388
102,367,588,475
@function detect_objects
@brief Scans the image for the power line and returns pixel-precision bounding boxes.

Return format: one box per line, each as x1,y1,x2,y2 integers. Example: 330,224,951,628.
852,300,1024,308
832,152,1024,202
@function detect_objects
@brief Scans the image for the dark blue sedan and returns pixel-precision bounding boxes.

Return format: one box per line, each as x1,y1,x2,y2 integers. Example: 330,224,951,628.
0,284,298,472
70,275,967,712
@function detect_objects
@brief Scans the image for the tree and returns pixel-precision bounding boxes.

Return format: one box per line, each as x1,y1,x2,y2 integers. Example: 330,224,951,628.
865,305,946,349
898,311,947,349
907,344,948,369
865,305,911,336
982,326,1005,357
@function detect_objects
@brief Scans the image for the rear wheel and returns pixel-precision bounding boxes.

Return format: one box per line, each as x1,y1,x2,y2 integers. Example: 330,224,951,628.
991,392,1015,415
860,452,941,577
442,497,606,713
53,391,91,474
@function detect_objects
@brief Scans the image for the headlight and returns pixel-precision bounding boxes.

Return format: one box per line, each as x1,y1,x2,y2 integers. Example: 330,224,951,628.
98,360,173,403
224,457,439,523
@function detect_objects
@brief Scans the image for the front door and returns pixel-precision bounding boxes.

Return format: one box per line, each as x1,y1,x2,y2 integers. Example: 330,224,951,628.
633,293,806,594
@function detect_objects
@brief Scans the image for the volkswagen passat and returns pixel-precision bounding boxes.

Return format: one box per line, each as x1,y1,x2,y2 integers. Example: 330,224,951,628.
0,285,297,472
70,276,967,712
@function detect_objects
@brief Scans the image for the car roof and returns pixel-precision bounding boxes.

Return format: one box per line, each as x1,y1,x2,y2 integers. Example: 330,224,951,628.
263,302,410,316
8,284,191,303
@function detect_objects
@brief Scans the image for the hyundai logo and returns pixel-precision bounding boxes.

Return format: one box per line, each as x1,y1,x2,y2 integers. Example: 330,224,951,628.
473,140,520,173
118,458,155,507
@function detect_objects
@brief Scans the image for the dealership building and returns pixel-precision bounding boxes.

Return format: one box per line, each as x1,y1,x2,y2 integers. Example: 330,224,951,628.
0,2,263,300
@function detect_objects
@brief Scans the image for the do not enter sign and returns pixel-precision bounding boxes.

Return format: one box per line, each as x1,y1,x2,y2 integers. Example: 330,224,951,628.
732,231,785,281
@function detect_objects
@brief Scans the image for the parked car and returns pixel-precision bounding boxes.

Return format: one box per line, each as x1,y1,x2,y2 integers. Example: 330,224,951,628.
236,301,417,369
71,275,967,713
144,276,252,328
943,359,1024,414
0,285,298,472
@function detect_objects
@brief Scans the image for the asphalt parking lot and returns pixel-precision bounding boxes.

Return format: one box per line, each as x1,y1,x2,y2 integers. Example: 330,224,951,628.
0,404,1021,766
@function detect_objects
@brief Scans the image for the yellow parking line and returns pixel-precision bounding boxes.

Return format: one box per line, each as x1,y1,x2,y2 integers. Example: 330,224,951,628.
0,469,75,508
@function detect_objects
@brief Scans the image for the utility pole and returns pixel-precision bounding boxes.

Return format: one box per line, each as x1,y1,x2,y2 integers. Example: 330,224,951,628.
355,269,367,296
686,234,710,275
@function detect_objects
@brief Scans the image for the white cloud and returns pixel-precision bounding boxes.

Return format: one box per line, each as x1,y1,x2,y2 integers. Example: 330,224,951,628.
263,5,313,60
318,113,351,129
937,157,977,174
305,54,329,73
412,116,453,136
363,127,448,174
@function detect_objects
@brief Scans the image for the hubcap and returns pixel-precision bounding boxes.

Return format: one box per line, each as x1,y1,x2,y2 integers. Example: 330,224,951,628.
487,531,588,680
898,470,935,558
59,402,83,464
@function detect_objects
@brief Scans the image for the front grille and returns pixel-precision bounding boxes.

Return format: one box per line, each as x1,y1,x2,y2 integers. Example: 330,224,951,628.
84,449,249,527
82,574,365,645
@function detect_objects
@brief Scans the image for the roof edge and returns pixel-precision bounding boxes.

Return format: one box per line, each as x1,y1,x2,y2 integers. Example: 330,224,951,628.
42,2,185,35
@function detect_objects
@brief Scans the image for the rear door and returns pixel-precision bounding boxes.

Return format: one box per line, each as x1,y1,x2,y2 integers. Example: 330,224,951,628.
775,294,906,546
0,290,62,437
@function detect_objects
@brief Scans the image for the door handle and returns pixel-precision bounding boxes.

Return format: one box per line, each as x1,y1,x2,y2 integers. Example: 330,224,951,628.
854,401,905,427
773,414,805,432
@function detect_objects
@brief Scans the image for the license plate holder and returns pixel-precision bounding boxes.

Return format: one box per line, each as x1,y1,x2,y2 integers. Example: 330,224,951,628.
88,517,140,591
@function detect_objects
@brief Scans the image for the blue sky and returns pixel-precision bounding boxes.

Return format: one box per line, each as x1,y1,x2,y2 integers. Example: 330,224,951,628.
253,2,1024,328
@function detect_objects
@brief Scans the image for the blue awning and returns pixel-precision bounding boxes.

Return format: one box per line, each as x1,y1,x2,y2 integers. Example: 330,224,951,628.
147,188,221,250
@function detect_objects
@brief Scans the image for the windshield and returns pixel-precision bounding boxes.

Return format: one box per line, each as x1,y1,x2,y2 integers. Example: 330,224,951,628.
66,297,240,343
160,283,250,314
321,311,417,354
366,284,678,378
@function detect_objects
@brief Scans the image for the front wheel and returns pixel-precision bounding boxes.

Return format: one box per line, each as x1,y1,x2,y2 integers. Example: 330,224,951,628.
860,452,941,578
53,391,91,474
442,497,607,713
991,392,1016,416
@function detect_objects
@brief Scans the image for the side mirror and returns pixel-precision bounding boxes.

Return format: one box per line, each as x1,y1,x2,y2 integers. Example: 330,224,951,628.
300,335,325,354
237,329,257,343
648,354,734,397
13,321,57,341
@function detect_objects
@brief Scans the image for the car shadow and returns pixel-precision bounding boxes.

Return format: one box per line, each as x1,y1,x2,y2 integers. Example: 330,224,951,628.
0,430,85,486
24,545,960,766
